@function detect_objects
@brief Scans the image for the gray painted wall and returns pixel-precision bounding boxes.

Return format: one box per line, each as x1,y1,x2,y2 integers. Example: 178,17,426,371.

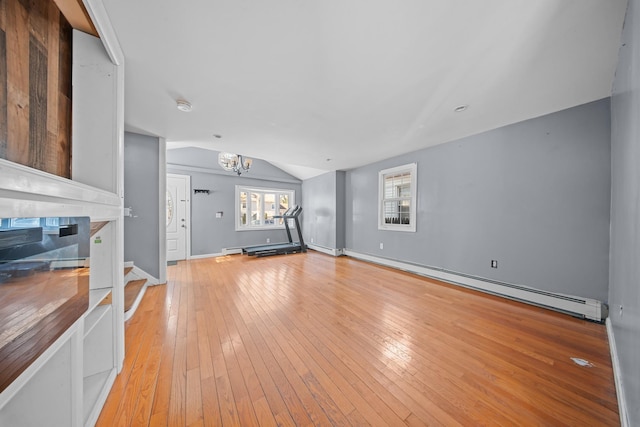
610,0,640,423
302,170,347,250
345,99,611,302
336,171,346,249
124,132,161,279
167,147,302,255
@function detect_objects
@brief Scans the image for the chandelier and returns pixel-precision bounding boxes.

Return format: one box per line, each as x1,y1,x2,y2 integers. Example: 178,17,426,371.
218,152,253,175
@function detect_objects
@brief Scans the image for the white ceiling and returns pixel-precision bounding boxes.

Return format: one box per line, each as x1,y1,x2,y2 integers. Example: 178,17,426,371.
102,0,627,180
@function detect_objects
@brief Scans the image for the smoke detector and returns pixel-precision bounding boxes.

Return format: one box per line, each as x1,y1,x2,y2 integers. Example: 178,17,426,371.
176,100,192,112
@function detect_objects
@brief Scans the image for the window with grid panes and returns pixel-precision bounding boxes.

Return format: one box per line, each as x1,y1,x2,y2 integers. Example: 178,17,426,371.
236,186,295,230
378,163,417,232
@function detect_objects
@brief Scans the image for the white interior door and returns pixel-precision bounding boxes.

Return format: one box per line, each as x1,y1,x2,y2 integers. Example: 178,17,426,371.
166,173,190,261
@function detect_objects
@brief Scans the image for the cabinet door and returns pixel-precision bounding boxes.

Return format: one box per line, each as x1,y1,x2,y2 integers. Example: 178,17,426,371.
0,337,78,427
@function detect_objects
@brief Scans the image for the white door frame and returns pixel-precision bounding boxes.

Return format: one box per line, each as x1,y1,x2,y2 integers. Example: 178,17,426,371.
183,174,191,260
167,173,191,261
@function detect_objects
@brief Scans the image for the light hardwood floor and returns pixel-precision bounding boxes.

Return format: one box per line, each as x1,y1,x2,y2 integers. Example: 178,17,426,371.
97,251,619,426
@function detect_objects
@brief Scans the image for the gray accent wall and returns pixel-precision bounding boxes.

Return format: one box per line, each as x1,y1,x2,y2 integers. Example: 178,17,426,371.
167,147,302,255
336,171,346,249
302,171,346,250
345,99,611,302
610,0,640,423
124,132,161,279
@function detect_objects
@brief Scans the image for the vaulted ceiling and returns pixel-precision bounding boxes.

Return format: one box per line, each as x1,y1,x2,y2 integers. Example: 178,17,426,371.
102,0,628,179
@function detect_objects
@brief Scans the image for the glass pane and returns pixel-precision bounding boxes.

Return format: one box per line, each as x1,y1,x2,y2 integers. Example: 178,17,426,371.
10,218,41,228
264,193,276,225
384,172,411,198
399,212,411,225
383,200,412,225
399,200,411,225
398,175,411,197
251,193,262,226
384,174,395,198
166,191,174,227
239,192,247,226
279,194,290,225
45,217,59,227
383,201,399,224
384,178,392,198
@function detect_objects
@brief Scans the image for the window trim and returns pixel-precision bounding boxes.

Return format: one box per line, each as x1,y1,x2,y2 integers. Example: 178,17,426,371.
378,162,417,232
235,185,295,231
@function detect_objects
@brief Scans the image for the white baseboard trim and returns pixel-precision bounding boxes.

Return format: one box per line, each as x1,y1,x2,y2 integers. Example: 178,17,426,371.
307,243,344,257
189,252,224,259
222,248,243,256
606,318,629,427
188,249,243,259
343,249,606,322
132,265,160,286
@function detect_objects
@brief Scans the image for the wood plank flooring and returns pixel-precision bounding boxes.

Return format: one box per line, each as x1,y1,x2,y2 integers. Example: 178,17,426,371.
96,251,620,426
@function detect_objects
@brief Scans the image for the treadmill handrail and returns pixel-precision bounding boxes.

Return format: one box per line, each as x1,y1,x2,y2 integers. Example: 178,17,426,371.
274,205,299,219
273,206,295,219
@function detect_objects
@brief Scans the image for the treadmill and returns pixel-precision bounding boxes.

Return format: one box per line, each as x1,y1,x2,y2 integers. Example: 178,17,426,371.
243,205,307,257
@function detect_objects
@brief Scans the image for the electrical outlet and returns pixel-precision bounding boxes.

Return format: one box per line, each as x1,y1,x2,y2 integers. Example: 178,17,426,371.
380,243,384,250
266,238,270,243
311,237,314,243
491,260,498,268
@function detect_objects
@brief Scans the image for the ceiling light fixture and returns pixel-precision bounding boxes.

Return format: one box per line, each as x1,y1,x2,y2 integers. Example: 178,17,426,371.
218,152,253,175
454,104,469,112
176,100,192,112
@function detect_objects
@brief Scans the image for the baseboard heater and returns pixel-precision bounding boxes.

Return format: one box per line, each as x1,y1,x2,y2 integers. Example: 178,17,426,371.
343,250,607,322
307,243,344,257
222,248,243,256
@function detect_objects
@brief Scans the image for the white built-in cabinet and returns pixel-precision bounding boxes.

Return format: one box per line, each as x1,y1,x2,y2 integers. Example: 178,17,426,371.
0,3,126,425
0,163,123,427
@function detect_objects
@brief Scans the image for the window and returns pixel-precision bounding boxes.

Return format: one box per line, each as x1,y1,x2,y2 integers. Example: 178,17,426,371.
9,217,42,228
378,163,417,232
236,186,295,230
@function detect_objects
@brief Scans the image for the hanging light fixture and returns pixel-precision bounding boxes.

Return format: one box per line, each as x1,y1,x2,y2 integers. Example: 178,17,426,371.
218,152,253,175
